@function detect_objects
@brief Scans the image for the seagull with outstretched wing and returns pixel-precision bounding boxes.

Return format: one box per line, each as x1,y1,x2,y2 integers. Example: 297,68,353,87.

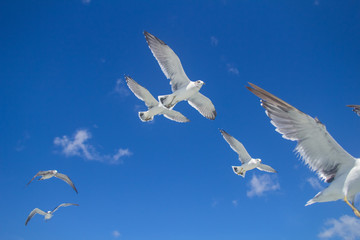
27,170,78,193
144,31,216,120
247,82,360,217
125,76,189,123
220,129,277,177
347,105,360,117
25,203,79,226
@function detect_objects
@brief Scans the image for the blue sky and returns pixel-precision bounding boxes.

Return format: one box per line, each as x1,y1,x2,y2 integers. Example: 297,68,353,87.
1,0,360,239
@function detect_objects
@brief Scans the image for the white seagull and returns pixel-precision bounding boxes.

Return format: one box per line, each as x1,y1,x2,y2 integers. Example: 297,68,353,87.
27,170,78,193
25,203,79,226
247,82,360,217
220,129,277,177
347,105,360,117
144,31,216,120
125,76,190,123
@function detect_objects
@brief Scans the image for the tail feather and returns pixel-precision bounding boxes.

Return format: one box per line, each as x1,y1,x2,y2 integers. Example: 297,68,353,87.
138,111,154,122
232,166,246,178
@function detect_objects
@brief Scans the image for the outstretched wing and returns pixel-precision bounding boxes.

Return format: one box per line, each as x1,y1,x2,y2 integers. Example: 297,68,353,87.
188,92,216,120
25,208,46,226
55,173,78,194
51,203,79,214
347,105,360,117
144,31,190,92
26,171,51,186
257,164,277,173
247,82,356,182
125,76,158,108
220,129,252,164
163,109,190,123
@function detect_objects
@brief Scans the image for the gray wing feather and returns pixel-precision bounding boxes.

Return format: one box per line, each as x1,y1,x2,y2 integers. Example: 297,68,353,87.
347,105,360,117
257,164,277,173
51,203,79,214
144,31,190,92
188,92,216,120
26,170,51,186
25,208,46,226
163,109,190,123
247,82,356,182
55,173,78,194
125,76,158,108
220,129,252,164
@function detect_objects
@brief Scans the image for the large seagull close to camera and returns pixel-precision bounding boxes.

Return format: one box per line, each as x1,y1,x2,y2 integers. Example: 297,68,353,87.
144,31,216,120
125,76,190,123
247,82,360,217
220,129,277,177
25,203,79,226
347,105,360,117
27,170,78,193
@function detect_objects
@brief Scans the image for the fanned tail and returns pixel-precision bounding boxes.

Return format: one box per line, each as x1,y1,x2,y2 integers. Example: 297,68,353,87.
138,111,154,122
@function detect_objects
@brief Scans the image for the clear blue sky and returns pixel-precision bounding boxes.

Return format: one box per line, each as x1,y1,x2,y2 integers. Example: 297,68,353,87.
1,1,360,240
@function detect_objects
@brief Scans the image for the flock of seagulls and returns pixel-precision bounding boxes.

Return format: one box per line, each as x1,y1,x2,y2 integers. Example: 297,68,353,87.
25,30,359,226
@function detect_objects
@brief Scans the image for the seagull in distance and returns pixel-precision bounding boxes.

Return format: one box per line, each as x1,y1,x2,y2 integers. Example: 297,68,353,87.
347,105,360,117
25,203,79,226
247,82,360,217
220,129,277,177
27,170,78,193
125,76,190,123
144,31,216,120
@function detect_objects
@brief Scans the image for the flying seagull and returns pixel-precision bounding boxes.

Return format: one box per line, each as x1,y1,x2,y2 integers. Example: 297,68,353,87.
125,76,190,123
347,105,360,117
247,82,360,217
27,170,78,193
25,203,79,226
144,31,216,120
220,129,277,177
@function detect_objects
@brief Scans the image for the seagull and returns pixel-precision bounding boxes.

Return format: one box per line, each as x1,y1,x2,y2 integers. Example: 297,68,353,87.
27,170,78,193
125,76,190,123
220,129,277,177
347,105,360,117
25,203,79,226
144,31,216,120
247,82,360,217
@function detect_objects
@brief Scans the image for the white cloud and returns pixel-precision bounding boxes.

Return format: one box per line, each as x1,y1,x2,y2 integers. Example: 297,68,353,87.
247,174,280,198
307,177,323,191
319,215,360,240
232,200,238,207
54,129,131,164
227,64,239,75
114,79,130,96
210,36,218,46
112,230,121,238
82,0,91,4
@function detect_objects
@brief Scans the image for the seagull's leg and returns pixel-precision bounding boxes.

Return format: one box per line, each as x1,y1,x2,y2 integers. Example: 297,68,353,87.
344,196,360,218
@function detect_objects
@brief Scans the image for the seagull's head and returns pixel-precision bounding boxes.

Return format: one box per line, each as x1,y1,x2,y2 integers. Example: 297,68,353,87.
52,170,58,174
195,80,205,88
255,159,262,164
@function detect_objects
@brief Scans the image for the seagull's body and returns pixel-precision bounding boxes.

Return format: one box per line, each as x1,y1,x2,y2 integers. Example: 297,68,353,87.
247,82,360,217
27,170,78,193
220,129,277,177
25,203,79,226
125,76,189,123
347,105,360,117
144,31,216,120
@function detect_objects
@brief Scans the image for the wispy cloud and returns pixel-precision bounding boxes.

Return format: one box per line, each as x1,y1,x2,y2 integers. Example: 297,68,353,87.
226,64,239,75
247,174,280,198
54,129,132,164
112,230,121,238
307,177,323,191
232,200,238,207
82,0,91,5
210,36,219,47
114,78,130,96
15,131,30,151
319,215,360,240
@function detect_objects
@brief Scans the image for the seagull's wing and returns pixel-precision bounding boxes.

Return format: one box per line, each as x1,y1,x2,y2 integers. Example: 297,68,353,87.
247,82,356,182
25,208,46,226
257,164,277,173
125,76,158,108
188,92,216,120
55,173,78,194
347,105,360,117
220,129,252,164
144,31,190,92
26,171,51,186
51,203,79,214
163,109,190,123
